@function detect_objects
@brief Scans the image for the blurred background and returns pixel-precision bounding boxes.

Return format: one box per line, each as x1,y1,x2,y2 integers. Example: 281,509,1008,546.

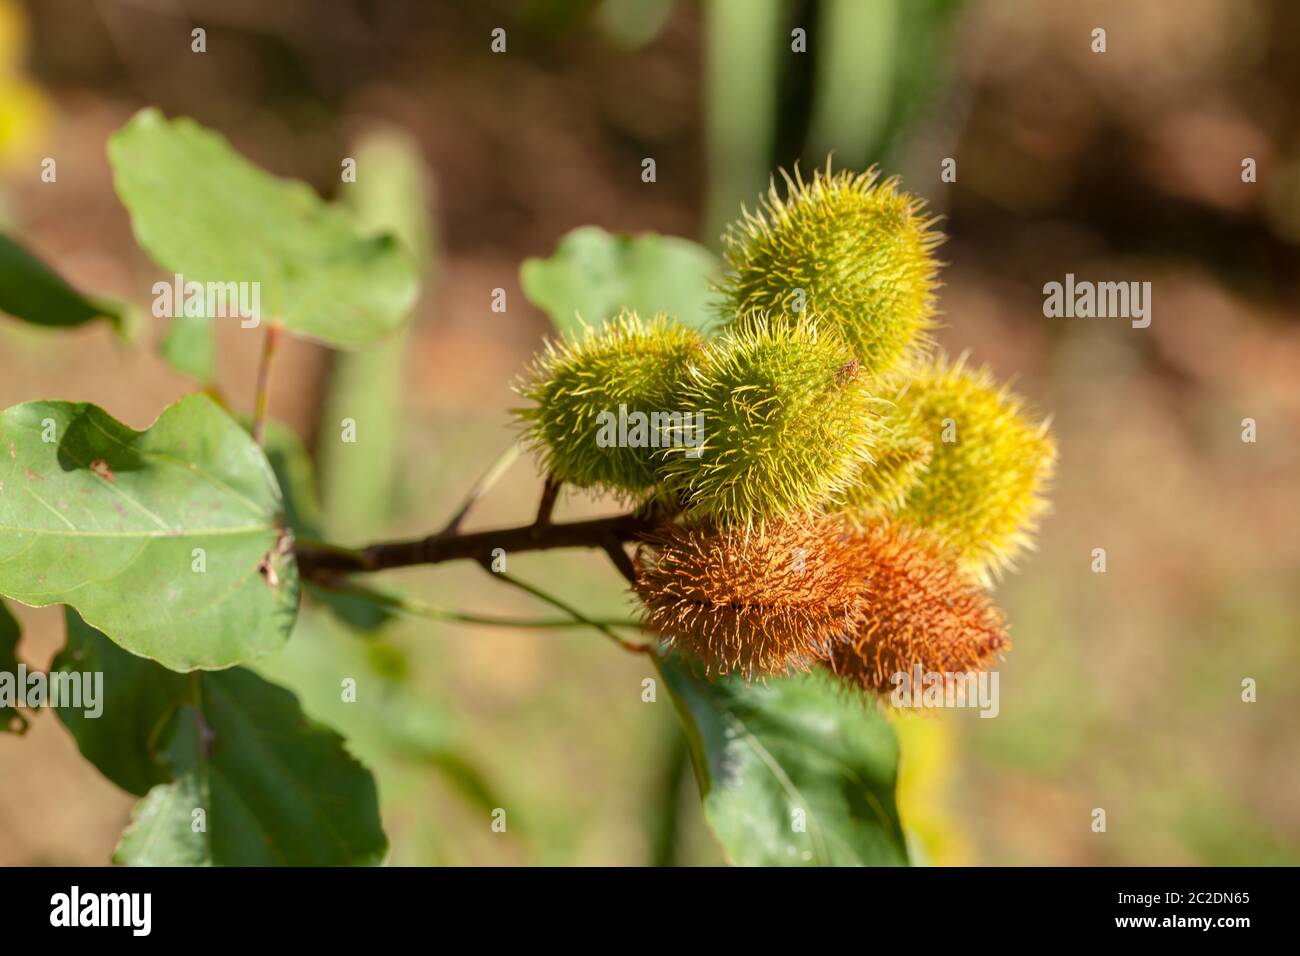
1,0,1297,865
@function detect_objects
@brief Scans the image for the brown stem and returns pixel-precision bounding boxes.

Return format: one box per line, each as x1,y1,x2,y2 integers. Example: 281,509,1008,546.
602,537,638,585
295,511,658,579
534,473,561,530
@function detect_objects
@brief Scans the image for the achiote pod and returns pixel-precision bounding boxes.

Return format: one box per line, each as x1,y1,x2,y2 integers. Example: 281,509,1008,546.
514,312,703,497
825,521,1010,693
634,518,870,678
720,162,942,379
892,354,1057,585
834,389,934,523
659,316,885,526
633,516,1009,688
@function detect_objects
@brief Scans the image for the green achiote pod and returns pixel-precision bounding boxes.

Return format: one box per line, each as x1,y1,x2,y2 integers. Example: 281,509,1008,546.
834,398,934,524
515,311,703,496
893,354,1056,585
661,316,885,526
720,162,941,378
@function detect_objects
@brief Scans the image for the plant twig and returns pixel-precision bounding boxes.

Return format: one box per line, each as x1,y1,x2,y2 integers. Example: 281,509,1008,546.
439,443,521,537
533,473,561,530
476,562,650,654
313,579,642,631
296,511,659,578
252,322,282,447
294,469,663,654
602,537,638,585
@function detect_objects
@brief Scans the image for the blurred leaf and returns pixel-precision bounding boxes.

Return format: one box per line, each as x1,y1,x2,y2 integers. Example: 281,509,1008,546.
341,129,434,269
659,657,909,866
108,108,419,350
645,723,690,866
0,598,27,734
521,226,719,336
0,395,297,671
519,0,591,33
598,0,674,48
306,583,390,632
54,614,387,866
0,233,135,338
423,751,501,815
160,312,215,383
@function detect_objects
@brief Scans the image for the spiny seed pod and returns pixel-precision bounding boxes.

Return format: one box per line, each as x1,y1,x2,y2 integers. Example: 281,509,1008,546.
515,311,703,496
891,354,1056,585
659,316,885,526
826,522,1010,693
834,393,933,524
721,162,942,378
634,518,870,678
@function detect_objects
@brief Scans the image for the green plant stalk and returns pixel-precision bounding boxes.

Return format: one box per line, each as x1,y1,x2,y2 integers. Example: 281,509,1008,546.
805,0,899,168
314,579,641,632
705,0,782,247
320,129,438,541
251,323,281,447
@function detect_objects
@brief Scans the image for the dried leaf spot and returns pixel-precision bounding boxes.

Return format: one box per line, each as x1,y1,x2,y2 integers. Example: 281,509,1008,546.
257,528,295,589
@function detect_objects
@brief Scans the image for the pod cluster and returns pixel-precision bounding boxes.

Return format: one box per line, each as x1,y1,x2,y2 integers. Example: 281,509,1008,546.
515,162,1056,692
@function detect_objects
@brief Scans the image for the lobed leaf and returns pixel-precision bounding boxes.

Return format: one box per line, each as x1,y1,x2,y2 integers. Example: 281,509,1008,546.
659,656,910,866
0,599,27,733
0,232,134,337
159,312,216,383
109,108,419,350
521,226,718,336
54,611,388,866
0,394,297,671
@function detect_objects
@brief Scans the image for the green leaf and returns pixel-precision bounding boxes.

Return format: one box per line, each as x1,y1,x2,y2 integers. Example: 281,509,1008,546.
520,226,718,336
0,394,297,671
0,233,135,338
260,420,324,541
0,599,28,734
51,609,181,794
108,108,419,349
598,0,675,48
55,611,387,866
658,657,910,866
160,312,215,383
341,129,435,270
